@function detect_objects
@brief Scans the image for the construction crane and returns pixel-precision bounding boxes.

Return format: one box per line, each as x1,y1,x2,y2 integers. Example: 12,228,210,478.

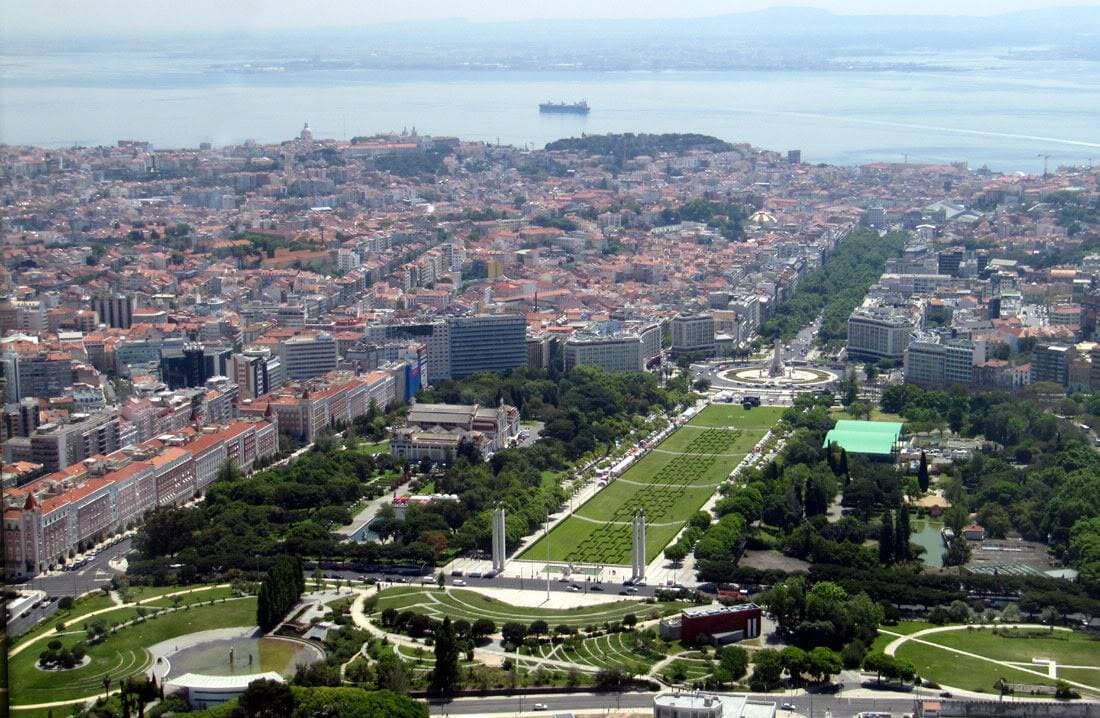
1037,153,1051,178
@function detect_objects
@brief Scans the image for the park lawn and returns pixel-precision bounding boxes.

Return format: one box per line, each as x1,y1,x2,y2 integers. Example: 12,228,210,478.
920,627,1100,669
554,632,657,675
688,405,784,429
662,657,716,682
142,585,237,608
522,515,686,566
871,621,938,652
355,441,390,455
520,404,781,565
10,597,257,706
893,638,1061,694
12,591,117,644
1057,668,1100,690
374,587,678,626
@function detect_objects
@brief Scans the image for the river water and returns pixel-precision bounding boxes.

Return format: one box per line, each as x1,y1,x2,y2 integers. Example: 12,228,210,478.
2,48,1099,171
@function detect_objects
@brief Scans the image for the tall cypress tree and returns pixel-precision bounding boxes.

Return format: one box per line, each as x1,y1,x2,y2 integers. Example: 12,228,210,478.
894,503,911,562
917,451,929,492
838,449,850,484
430,616,461,697
878,509,894,565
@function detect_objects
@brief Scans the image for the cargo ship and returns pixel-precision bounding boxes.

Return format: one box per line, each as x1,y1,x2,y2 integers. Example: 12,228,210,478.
539,100,590,115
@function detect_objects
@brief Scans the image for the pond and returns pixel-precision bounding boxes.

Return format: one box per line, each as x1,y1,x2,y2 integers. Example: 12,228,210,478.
166,634,322,678
910,517,946,568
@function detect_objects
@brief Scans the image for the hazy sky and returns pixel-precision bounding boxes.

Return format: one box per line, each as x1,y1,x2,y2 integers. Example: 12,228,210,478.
4,0,1099,34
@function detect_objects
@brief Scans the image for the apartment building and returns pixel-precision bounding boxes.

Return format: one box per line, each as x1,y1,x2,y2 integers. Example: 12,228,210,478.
3,418,277,578
564,334,644,373
847,307,912,362
671,313,716,358
278,332,338,381
447,314,527,379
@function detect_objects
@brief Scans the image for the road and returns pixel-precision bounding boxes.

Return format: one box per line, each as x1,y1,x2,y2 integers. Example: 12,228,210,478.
429,690,936,716
7,537,131,637
317,566,672,600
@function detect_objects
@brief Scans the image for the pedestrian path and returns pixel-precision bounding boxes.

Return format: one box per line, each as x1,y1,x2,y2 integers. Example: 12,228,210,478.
881,624,1097,694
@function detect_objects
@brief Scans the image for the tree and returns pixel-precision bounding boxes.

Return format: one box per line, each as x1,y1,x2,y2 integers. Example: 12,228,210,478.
780,646,810,685
917,451,929,492
942,536,971,567
1001,603,1022,623
664,543,688,562
501,622,527,647
761,576,806,636
528,619,549,639
238,679,295,718
749,648,784,691
375,652,411,694
808,647,842,683
291,688,427,718
1039,605,1060,631
717,645,749,684
436,572,445,590
471,618,496,642
838,449,850,482
894,504,911,562
878,510,894,565
430,617,461,696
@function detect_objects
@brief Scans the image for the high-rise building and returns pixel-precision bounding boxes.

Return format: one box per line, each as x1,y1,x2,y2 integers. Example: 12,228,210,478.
936,248,964,277
1032,343,1072,386
278,332,338,381
671,313,716,358
3,352,72,400
565,334,644,373
90,293,133,329
367,321,451,383
160,343,231,389
847,308,911,362
2,409,122,472
447,314,527,379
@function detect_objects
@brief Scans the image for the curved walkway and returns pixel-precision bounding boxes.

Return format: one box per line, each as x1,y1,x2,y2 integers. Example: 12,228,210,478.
10,584,231,658
881,623,1097,694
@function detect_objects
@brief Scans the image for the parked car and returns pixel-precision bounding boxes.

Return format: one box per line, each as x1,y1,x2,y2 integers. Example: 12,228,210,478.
452,579,467,587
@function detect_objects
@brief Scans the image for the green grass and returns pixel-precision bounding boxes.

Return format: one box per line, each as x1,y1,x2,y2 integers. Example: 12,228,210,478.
142,586,236,608
891,627,1100,694
662,657,715,682
355,441,390,455
12,592,117,643
9,597,257,706
1059,668,1100,687
552,632,658,675
373,587,681,625
920,627,1100,671
872,621,937,652
520,405,782,564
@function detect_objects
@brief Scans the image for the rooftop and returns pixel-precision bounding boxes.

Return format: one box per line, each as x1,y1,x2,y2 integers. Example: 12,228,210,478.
823,419,903,456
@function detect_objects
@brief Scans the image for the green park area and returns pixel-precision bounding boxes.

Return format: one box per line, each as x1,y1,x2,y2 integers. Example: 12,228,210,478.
9,589,255,708
884,624,1100,695
519,404,783,565
373,586,683,626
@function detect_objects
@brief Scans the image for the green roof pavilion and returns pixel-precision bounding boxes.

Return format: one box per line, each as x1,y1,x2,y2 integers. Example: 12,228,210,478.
822,419,903,457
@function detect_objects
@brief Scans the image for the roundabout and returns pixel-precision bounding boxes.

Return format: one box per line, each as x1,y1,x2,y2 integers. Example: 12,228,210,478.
719,365,837,388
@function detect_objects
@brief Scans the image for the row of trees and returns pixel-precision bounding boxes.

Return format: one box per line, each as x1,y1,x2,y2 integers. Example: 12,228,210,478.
760,229,906,344
256,556,305,632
